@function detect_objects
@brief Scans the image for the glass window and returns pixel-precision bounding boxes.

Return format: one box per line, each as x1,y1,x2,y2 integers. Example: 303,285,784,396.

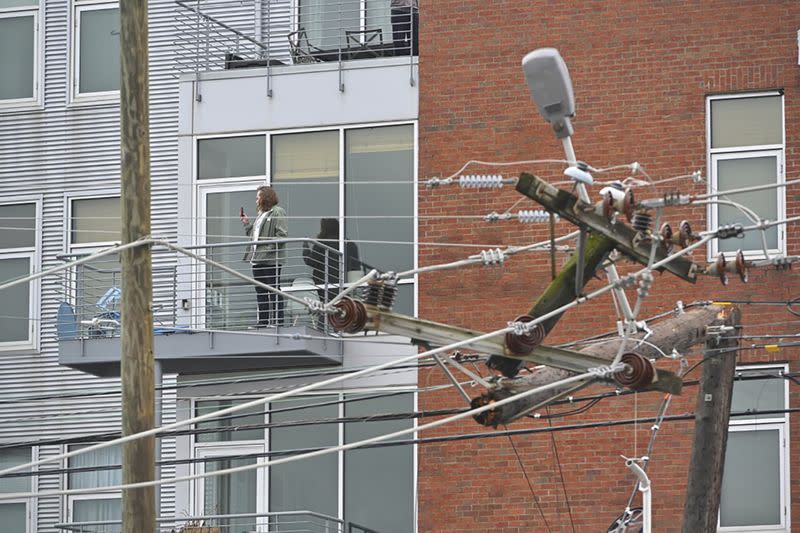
345,125,414,274
0,202,36,348
719,428,783,527
68,444,121,533
269,397,338,517
195,399,265,442
0,258,31,343
731,367,785,422
272,131,339,285
298,0,360,50
198,136,266,179
0,203,35,249
0,447,30,533
76,5,120,95
70,196,121,245
715,154,779,253
720,365,788,530
0,14,35,101
708,93,784,257
0,0,38,7
201,455,258,533
345,393,414,533
711,95,782,148
203,188,259,330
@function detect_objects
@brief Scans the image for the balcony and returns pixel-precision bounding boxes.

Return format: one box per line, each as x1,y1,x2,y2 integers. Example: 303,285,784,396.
56,239,348,377
173,0,418,87
56,510,347,533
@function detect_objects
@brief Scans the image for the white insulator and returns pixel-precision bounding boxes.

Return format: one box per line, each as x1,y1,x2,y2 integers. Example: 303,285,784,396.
459,174,504,189
564,166,594,185
479,248,506,265
517,209,556,223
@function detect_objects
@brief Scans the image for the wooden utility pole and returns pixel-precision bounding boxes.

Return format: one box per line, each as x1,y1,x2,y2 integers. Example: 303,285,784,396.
682,306,740,532
120,0,155,532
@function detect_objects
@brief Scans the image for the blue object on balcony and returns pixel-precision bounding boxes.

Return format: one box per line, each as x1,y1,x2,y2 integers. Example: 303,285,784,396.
97,286,121,312
56,302,78,340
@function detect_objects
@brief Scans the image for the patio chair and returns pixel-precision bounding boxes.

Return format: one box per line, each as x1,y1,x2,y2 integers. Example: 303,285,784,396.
287,28,324,64
345,28,384,60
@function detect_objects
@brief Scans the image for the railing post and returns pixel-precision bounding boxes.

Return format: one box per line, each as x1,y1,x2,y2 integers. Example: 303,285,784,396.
265,0,273,97
337,0,344,91
194,0,202,101
408,3,416,86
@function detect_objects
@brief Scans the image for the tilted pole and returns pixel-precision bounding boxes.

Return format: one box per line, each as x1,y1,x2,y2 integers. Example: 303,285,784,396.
120,0,155,532
682,306,741,532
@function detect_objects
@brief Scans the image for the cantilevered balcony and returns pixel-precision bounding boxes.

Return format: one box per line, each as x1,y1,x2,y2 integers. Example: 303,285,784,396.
56,239,350,377
173,0,418,80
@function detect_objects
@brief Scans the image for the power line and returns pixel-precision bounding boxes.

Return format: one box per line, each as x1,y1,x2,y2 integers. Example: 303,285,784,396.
504,427,553,533
1,406,795,483
0,367,619,500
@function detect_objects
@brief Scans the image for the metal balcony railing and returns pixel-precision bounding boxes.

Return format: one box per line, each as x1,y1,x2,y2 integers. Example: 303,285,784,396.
56,238,351,340
55,510,345,533
173,0,418,89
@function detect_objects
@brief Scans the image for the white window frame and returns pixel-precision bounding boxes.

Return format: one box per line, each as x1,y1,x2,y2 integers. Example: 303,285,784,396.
0,446,36,533
64,444,121,528
192,441,266,530
0,1,42,111
70,0,120,104
706,92,785,260
193,121,419,318
719,364,790,532
65,192,122,251
188,389,417,531
0,197,42,352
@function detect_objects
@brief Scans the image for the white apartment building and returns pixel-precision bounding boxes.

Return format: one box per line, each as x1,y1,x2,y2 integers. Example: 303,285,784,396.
0,1,419,531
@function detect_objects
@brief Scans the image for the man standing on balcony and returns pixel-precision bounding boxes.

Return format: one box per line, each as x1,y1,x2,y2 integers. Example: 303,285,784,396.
391,0,419,56
241,185,288,327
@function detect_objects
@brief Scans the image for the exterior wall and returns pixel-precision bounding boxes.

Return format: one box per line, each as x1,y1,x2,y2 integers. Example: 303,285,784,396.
2,0,418,531
418,1,800,532
0,0,201,529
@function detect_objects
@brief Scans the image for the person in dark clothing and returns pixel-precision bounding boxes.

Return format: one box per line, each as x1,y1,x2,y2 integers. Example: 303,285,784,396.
303,218,361,304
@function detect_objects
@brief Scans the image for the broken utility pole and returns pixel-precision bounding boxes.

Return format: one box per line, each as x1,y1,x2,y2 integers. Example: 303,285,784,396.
682,306,740,533
120,0,155,532
471,303,736,426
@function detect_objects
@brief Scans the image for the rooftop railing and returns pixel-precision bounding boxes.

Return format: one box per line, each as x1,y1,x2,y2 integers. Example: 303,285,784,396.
173,0,418,92
56,238,351,340
55,510,346,533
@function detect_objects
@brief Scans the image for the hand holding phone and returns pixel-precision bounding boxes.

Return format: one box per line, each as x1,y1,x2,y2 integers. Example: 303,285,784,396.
239,206,249,225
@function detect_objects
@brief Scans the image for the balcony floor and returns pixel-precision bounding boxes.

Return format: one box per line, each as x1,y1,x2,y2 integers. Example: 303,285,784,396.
59,326,343,377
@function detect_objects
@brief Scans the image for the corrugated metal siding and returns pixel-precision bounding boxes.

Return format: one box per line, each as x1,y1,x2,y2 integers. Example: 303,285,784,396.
0,0,196,530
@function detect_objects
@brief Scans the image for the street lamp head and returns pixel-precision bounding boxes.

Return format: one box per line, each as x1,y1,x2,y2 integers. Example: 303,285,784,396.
522,48,576,138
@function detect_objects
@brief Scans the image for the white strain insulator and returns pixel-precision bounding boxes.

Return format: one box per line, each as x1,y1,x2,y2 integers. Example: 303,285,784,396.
459,174,504,189
518,209,557,223
479,248,506,265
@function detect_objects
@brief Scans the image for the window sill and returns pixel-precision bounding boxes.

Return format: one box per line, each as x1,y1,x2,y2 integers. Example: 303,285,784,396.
0,98,43,114
69,91,120,108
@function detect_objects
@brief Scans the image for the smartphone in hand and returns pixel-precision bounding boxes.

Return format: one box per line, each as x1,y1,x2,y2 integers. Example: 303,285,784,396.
239,207,245,217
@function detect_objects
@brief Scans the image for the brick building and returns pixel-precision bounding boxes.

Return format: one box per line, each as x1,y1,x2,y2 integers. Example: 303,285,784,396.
417,1,800,531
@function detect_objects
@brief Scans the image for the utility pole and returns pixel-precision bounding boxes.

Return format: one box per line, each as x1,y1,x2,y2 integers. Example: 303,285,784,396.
471,303,732,426
120,0,155,532
682,306,740,532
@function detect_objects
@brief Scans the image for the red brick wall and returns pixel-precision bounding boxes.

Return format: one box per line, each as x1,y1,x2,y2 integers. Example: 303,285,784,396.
417,1,800,531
